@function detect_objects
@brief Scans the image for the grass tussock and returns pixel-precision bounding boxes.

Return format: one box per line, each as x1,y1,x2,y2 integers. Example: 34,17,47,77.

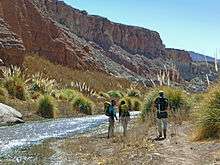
38,95,59,118
194,84,220,140
127,89,141,98
141,86,191,122
30,73,57,95
1,66,28,100
107,90,124,99
120,97,143,111
72,95,94,115
58,89,80,101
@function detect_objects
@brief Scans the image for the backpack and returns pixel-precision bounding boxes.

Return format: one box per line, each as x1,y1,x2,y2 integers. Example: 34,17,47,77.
156,97,168,119
104,102,111,116
156,97,168,111
120,104,130,117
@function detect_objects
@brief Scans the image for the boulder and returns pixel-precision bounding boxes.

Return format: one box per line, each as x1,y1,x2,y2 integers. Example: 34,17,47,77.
0,103,24,126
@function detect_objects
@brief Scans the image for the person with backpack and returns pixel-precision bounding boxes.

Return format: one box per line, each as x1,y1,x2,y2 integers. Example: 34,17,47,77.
105,100,118,138
119,100,130,136
154,91,169,139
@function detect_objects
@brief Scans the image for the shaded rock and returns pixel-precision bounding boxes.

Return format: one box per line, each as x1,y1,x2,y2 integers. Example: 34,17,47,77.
0,17,25,66
0,103,24,126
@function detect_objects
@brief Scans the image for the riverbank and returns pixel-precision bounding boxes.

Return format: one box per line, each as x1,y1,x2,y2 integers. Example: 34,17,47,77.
1,119,219,164
51,122,220,165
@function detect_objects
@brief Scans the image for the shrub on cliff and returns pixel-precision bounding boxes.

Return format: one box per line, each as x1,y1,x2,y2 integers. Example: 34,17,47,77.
72,95,94,115
1,66,28,100
194,85,220,140
38,95,59,118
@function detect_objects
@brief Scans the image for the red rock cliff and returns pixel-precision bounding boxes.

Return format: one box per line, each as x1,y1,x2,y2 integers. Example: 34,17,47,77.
0,0,194,83
0,17,25,66
38,0,166,59
166,48,192,63
0,0,103,70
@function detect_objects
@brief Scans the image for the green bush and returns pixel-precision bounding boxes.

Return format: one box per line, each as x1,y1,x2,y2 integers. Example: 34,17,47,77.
72,95,94,115
127,89,141,98
141,89,159,121
132,98,142,111
99,92,110,99
38,95,58,118
124,97,132,110
107,90,123,99
194,85,220,140
120,97,142,111
59,89,80,101
141,87,190,121
163,87,188,111
2,66,27,100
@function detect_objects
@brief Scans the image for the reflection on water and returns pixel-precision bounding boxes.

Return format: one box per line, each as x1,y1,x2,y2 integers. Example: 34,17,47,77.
0,112,140,164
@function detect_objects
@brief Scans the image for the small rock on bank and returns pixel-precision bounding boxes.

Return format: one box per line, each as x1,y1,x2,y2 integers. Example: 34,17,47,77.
0,103,24,126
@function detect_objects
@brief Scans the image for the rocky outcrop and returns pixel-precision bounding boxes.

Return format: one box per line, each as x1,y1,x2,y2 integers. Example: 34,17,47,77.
0,103,24,126
0,0,168,80
166,48,192,63
0,0,216,87
0,17,25,66
36,0,166,59
0,0,103,70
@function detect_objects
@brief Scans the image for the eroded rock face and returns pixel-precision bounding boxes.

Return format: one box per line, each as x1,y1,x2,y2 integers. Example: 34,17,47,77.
0,103,24,126
0,0,103,71
0,0,212,86
166,48,192,63
0,17,25,66
43,0,166,59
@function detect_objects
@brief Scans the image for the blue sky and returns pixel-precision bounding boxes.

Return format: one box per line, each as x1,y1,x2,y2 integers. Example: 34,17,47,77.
64,0,219,56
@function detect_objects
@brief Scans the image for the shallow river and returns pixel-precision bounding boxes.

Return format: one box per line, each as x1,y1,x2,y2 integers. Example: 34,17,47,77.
0,112,140,164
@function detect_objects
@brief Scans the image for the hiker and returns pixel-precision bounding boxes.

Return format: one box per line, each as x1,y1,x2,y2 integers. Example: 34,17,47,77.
154,91,169,139
105,100,118,138
119,100,130,136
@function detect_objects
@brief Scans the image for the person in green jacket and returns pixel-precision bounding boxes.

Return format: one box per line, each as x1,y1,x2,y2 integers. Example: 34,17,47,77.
119,100,130,136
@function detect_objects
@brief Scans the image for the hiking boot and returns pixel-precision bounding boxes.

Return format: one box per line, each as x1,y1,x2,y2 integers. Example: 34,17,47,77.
155,132,162,140
163,129,167,139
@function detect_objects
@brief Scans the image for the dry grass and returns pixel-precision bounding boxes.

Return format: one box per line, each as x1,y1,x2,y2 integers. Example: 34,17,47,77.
60,120,155,164
23,55,142,93
141,86,192,123
193,83,220,140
